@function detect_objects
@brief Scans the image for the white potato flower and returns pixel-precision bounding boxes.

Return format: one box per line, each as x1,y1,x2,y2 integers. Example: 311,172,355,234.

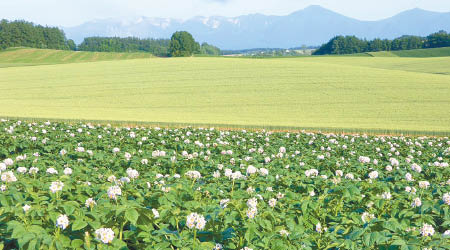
246,207,257,219
3,158,13,166
107,175,116,182
418,181,430,189
442,193,450,205
246,165,257,175
185,170,201,179
29,167,39,174
358,156,370,164
95,228,115,244
152,208,160,218
305,169,319,178
16,167,27,174
316,222,323,233
361,212,375,223
186,213,206,230
56,214,69,230
268,198,277,208
368,171,379,179
107,185,122,200
23,204,31,212
411,197,422,207
85,198,97,208
220,199,229,208
381,192,391,200
63,167,72,175
126,168,139,179
46,168,58,174
247,198,258,208
420,223,435,237
405,173,414,181
49,181,64,193
259,168,269,176
279,229,290,237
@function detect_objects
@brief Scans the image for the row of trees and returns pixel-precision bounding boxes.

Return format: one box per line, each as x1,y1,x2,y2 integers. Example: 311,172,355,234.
0,20,220,57
78,32,220,57
0,20,75,50
77,37,171,56
313,30,450,55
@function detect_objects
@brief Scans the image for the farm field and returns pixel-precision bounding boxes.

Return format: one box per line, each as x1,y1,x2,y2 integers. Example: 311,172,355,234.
0,119,449,249
0,48,152,68
0,50,449,134
368,47,450,58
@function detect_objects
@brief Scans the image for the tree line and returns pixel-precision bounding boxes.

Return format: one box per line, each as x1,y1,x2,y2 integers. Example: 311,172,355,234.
77,37,171,56
313,30,450,55
0,19,220,57
79,32,220,57
0,20,75,50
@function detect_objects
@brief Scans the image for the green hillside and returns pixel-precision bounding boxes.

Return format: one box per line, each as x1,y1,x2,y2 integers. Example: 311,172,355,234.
0,56,449,134
0,47,152,67
368,47,450,57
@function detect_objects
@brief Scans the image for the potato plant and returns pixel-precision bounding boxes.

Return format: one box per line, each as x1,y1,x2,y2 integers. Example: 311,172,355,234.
0,119,449,249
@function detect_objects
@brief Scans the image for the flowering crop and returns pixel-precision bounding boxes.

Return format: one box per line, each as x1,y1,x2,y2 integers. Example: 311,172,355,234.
0,119,449,249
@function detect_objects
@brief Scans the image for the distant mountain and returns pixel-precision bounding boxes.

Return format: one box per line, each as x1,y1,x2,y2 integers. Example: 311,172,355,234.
63,5,450,50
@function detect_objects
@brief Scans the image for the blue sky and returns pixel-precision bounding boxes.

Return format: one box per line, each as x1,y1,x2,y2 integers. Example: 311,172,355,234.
1,0,450,26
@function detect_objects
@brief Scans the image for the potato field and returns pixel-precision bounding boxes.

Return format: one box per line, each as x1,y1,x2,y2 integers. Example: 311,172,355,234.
0,119,449,249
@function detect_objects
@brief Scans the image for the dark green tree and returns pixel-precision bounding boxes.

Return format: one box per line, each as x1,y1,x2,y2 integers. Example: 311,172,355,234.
313,31,449,55
200,42,220,55
425,30,450,48
78,37,170,56
66,39,76,50
0,19,71,50
169,31,200,57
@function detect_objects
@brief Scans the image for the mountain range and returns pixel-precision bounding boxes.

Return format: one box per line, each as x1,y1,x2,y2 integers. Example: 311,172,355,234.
63,5,450,50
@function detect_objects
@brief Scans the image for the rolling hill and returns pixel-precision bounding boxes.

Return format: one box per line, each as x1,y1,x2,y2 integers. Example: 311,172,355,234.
0,48,152,68
368,47,450,57
0,54,449,134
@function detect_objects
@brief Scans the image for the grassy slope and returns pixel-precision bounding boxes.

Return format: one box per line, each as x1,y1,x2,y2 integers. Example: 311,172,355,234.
0,56,449,133
368,47,450,58
0,47,152,67
308,56,450,75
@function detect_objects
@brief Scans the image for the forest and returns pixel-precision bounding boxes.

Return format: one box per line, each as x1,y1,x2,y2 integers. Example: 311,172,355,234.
0,20,75,50
313,31,450,55
0,20,220,57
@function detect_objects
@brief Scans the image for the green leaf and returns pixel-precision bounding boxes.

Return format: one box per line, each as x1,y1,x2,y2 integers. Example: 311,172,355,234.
27,239,37,250
71,239,84,248
11,224,26,239
199,242,215,250
18,233,35,248
72,220,88,231
63,204,76,215
125,208,139,225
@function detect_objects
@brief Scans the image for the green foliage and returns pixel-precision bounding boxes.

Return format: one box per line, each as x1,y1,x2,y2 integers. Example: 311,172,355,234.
425,30,450,48
314,31,450,55
78,37,170,56
0,120,449,249
200,42,221,56
169,31,200,57
0,19,73,50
